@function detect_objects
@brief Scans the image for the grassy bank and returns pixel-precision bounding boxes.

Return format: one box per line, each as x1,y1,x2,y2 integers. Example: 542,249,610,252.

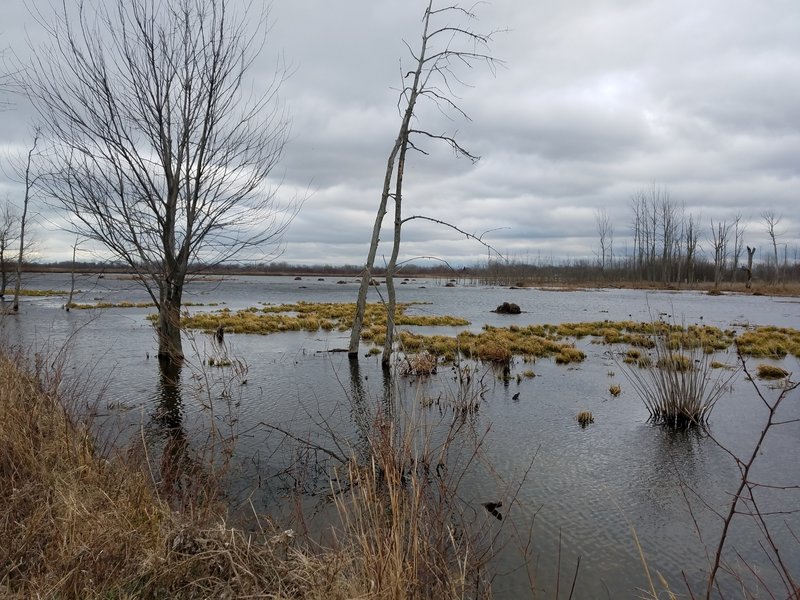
0,351,490,599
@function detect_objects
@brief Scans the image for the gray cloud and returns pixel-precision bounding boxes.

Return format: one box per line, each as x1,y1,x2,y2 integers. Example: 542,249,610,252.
2,0,798,265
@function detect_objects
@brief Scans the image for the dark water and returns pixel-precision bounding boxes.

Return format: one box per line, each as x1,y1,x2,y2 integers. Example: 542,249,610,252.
2,273,799,599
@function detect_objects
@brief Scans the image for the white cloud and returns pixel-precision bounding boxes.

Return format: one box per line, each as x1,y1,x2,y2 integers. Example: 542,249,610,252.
1,0,797,266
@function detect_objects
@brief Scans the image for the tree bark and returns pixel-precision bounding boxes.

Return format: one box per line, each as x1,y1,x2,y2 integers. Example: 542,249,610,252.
157,281,184,362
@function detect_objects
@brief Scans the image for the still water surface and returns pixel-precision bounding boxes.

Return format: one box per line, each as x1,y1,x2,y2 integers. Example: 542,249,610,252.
2,273,799,598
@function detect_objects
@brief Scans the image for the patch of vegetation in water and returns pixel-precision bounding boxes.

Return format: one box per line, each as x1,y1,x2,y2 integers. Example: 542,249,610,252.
755,364,789,380
15,288,70,296
171,304,800,367
177,302,470,337
69,300,219,310
401,325,585,364
69,301,156,309
735,326,800,359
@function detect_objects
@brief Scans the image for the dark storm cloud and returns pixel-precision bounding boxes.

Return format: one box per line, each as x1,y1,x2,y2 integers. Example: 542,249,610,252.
1,0,798,264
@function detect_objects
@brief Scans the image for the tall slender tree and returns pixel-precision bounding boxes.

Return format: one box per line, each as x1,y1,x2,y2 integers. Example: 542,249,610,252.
348,1,499,362
11,131,39,313
762,210,782,285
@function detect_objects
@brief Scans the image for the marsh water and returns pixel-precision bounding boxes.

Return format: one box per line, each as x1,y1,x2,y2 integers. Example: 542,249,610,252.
3,273,799,598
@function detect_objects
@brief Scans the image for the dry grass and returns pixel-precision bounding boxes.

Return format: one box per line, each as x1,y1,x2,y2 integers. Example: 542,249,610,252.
0,351,305,598
0,349,498,599
68,300,155,309
329,410,497,599
736,326,800,359
609,384,621,397
755,363,789,380
14,288,70,296
400,351,439,376
576,410,594,427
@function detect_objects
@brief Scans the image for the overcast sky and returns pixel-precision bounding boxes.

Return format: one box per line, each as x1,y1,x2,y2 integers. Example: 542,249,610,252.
1,0,798,266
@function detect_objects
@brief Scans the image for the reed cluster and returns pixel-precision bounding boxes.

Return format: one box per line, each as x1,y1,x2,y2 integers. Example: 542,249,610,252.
618,331,740,427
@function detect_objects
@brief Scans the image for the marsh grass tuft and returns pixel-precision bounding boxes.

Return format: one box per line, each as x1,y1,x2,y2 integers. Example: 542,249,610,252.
576,410,594,427
755,363,789,380
617,329,740,428
609,383,621,397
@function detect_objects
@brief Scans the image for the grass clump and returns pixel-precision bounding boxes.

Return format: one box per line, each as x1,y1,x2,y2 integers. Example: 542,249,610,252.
618,331,740,428
576,410,594,427
555,346,585,364
755,364,789,380
735,326,800,359
609,384,621,397
624,348,652,368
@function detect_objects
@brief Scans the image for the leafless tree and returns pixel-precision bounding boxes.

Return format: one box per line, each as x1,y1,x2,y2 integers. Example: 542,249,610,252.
730,214,745,283
629,185,677,282
348,0,500,362
658,192,679,283
0,199,19,297
762,210,782,285
65,236,85,311
709,218,730,290
595,208,613,273
18,0,292,361
684,212,700,286
10,131,40,312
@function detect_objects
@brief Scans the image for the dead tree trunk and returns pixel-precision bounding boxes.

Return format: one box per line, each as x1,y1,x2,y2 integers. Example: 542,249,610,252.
12,132,39,313
382,129,410,365
745,245,756,289
349,0,498,361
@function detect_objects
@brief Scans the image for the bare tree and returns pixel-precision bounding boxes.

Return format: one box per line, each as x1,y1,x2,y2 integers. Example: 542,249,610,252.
348,0,499,361
11,131,39,312
762,210,782,285
684,212,700,286
658,191,679,283
709,218,730,290
730,214,745,283
595,208,613,273
0,199,19,297
19,0,292,361
65,236,85,311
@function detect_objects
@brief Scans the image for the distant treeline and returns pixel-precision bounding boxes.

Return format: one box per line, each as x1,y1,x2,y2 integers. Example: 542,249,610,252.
13,253,800,288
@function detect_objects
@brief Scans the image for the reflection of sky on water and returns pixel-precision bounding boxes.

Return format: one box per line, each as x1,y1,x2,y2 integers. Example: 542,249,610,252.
2,273,799,598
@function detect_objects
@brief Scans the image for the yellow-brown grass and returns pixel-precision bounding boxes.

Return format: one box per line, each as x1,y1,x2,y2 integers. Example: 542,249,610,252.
0,351,491,599
176,301,469,338
576,410,594,427
755,364,789,380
